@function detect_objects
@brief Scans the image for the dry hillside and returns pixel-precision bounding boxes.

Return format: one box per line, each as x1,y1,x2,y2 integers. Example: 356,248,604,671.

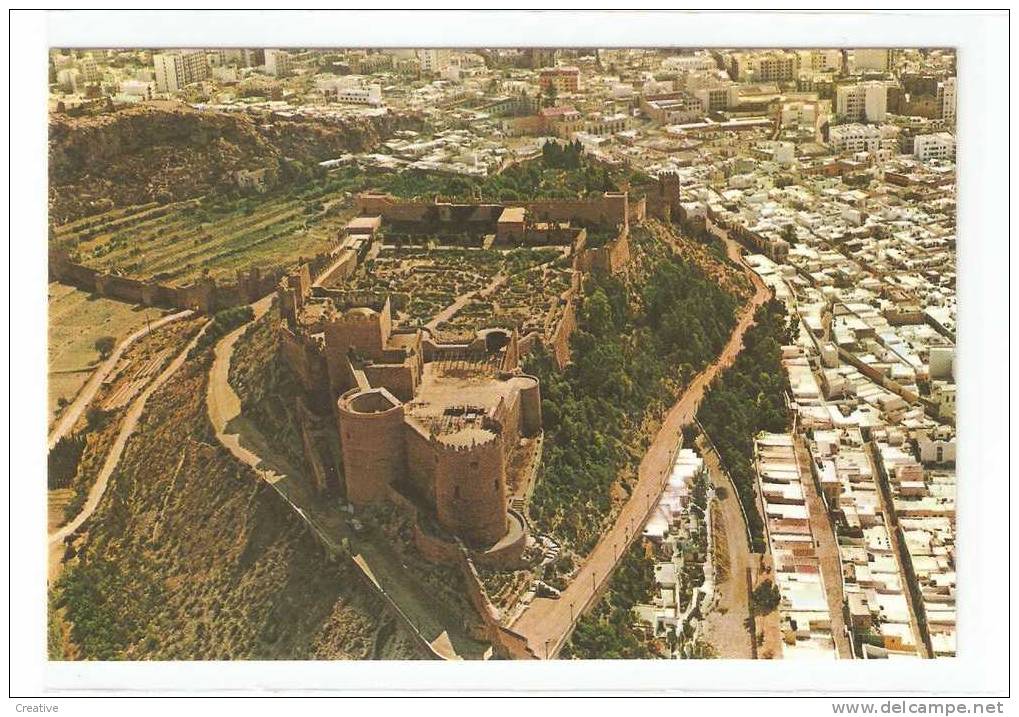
48,103,417,224
49,351,421,660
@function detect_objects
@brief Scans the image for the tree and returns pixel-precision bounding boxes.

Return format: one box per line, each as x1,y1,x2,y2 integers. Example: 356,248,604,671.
752,580,782,614
94,335,116,359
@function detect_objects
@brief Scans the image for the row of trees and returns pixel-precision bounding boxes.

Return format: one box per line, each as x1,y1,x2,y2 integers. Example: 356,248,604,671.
561,541,657,659
696,298,795,553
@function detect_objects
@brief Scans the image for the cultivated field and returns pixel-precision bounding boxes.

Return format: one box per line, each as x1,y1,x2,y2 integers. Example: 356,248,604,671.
48,282,165,425
51,188,357,285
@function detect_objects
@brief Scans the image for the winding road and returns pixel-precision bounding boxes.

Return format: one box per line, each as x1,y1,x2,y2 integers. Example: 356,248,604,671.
48,309,193,451
511,224,772,658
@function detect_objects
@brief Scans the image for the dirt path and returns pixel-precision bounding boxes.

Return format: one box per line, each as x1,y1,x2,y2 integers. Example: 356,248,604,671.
424,273,507,332
48,320,210,582
48,309,192,451
511,227,772,659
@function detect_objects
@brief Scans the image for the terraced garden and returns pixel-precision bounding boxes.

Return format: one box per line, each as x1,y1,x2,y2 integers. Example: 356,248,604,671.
50,168,376,285
435,261,573,340
345,246,566,332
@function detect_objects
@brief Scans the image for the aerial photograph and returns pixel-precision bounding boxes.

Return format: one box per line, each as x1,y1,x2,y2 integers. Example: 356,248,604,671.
45,45,958,664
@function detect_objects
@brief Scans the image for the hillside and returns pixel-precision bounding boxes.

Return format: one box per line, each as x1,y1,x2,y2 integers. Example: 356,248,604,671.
49,349,421,660
48,103,412,224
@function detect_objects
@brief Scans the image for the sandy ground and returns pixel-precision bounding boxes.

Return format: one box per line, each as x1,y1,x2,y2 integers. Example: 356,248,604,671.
698,435,754,659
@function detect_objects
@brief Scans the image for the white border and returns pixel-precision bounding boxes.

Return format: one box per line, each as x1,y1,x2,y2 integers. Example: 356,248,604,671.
9,8,1013,699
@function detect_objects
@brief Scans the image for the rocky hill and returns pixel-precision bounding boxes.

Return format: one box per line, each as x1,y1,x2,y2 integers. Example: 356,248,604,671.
48,103,413,225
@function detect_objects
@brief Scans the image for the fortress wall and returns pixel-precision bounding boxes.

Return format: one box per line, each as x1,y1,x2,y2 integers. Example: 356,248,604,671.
362,362,418,402
355,192,632,230
455,549,538,660
548,294,577,369
279,324,327,394
492,392,522,455
576,224,631,275
518,376,542,437
434,436,507,547
315,250,357,288
94,273,146,305
404,424,439,508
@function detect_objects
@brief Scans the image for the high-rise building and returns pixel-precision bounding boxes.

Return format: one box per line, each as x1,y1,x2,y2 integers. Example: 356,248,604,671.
416,49,452,74
730,50,799,82
264,49,294,78
152,50,210,93
77,54,102,85
539,66,581,94
836,81,888,123
938,77,956,124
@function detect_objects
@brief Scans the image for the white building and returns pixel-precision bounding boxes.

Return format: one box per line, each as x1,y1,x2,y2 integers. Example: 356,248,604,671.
264,49,294,78
416,49,452,74
153,50,210,93
836,81,888,123
829,123,882,154
913,132,956,163
119,79,154,99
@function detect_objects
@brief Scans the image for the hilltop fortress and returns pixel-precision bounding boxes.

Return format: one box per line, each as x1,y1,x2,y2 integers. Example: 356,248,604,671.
272,178,688,567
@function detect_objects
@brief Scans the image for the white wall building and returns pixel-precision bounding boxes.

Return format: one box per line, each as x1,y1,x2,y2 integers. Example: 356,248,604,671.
264,49,294,78
836,81,888,123
829,123,882,154
913,132,956,163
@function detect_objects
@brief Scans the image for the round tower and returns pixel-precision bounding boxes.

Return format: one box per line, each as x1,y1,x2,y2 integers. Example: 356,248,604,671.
433,421,507,547
517,374,542,437
336,387,406,506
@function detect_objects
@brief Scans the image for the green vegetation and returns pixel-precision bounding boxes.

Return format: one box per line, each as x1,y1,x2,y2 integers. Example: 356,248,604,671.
52,167,371,284
93,335,116,358
697,299,794,553
189,305,254,358
752,579,782,615
367,150,626,202
48,433,86,490
525,248,738,555
562,540,658,659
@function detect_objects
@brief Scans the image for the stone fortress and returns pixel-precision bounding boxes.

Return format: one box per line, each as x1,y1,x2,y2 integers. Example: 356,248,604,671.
273,178,688,567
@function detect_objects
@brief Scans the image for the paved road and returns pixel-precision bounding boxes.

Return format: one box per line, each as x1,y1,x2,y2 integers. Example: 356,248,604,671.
48,320,210,582
511,227,772,658
49,309,192,451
